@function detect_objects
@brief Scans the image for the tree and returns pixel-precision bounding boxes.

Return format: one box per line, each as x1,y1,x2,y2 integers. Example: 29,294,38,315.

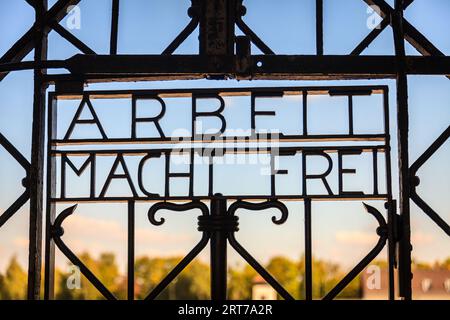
135,256,210,300
412,258,432,270
171,259,210,299
135,256,180,299
440,257,450,270
0,273,6,299
56,252,123,300
97,253,123,298
1,256,27,299
267,256,301,299
228,264,256,300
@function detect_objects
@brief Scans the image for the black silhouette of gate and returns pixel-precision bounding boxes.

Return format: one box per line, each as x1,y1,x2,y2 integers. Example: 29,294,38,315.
0,0,449,300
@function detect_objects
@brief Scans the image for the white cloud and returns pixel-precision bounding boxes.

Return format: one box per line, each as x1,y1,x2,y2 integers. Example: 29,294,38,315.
411,231,434,245
335,229,436,246
335,230,378,245
63,214,193,245
53,214,198,272
12,236,28,249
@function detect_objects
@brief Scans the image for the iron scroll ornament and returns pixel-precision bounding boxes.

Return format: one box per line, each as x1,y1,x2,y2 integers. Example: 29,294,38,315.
323,203,388,300
50,201,387,300
145,199,290,300
145,201,210,300
226,201,388,300
50,205,117,300
226,200,294,300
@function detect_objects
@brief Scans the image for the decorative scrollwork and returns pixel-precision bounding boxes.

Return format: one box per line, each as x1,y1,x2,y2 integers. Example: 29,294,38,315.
227,200,288,225
225,199,294,300
147,200,209,226
323,203,388,300
51,204,77,237
144,199,210,300
50,205,117,300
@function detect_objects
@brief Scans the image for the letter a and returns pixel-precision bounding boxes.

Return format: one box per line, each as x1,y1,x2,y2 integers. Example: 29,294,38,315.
64,96,108,140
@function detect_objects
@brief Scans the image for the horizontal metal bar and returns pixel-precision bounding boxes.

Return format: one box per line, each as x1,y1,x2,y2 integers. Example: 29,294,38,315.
52,134,387,146
14,55,448,83
50,145,388,156
252,55,450,78
50,194,389,203
0,60,67,73
50,85,386,98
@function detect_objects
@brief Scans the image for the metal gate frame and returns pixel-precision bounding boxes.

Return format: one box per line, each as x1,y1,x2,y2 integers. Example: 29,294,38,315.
45,85,394,300
0,0,449,300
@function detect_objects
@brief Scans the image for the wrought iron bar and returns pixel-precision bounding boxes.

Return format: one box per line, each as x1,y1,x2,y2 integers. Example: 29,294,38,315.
392,0,412,300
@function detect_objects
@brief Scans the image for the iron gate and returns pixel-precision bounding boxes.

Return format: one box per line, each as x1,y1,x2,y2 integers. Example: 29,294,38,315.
45,86,394,300
0,0,449,300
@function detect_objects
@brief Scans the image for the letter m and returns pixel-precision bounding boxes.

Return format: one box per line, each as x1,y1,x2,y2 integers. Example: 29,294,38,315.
61,154,96,198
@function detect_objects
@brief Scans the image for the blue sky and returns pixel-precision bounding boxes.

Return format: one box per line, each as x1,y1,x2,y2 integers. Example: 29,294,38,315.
0,0,449,298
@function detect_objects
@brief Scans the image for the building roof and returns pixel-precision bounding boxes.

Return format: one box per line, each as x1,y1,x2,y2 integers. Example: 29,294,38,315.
361,267,450,299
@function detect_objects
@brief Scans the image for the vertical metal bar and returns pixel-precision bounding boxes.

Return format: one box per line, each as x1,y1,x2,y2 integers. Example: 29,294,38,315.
270,153,276,197
210,195,227,300
372,149,379,195
383,87,396,300
387,200,397,300
165,153,170,197
348,95,354,135
28,0,48,300
44,96,57,300
110,0,120,55
127,200,135,300
304,198,312,300
235,35,251,76
303,90,308,135
189,148,195,197
393,0,412,300
208,155,214,197
316,0,324,55
199,0,235,56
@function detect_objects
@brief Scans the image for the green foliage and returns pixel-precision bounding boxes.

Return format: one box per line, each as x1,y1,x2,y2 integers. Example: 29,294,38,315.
56,252,124,300
1,254,448,300
168,259,210,300
0,256,27,299
135,256,180,299
227,264,256,300
267,256,301,299
135,256,210,300
439,257,450,270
